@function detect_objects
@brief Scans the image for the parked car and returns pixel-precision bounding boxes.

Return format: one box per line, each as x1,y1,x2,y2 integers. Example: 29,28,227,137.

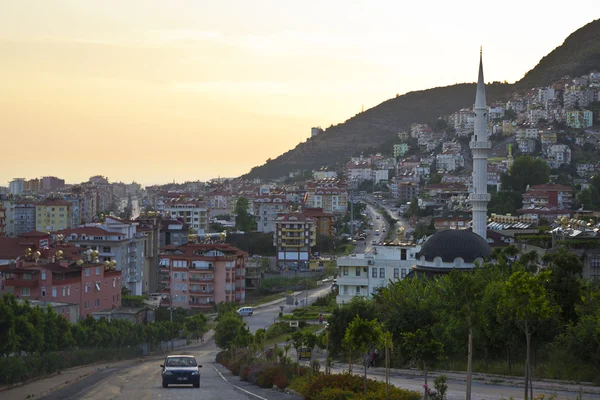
161,355,202,388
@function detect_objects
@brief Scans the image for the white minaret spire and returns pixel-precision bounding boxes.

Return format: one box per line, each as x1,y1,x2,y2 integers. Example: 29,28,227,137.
469,48,491,239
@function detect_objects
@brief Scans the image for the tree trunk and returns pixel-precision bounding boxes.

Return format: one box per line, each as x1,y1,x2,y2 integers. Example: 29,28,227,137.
349,352,353,373
506,347,511,372
525,329,531,400
385,345,389,398
424,364,429,400
466,329,473,400
364,354,368,396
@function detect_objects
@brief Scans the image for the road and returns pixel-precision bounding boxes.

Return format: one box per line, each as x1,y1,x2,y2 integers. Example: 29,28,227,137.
244,285,332,333
42,340,300,400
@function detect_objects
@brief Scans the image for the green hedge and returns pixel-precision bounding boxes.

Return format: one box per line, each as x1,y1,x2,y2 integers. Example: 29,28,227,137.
0,347,142,385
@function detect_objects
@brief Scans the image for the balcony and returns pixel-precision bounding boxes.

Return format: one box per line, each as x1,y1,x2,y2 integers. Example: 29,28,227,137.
160,286,170,292
281,243,304,247
281,227,303,232
52,277,80,286
3,278,39,288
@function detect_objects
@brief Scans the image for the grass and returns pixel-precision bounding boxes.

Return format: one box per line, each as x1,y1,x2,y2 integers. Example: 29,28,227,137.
245,292,285,306
264,324,322,347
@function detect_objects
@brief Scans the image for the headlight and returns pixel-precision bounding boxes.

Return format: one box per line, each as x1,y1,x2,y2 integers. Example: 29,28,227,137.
191,371,199,375
164,371,173,375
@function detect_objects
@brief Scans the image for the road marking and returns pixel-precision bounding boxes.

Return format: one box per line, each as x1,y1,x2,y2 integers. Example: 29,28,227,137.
212,364,268,400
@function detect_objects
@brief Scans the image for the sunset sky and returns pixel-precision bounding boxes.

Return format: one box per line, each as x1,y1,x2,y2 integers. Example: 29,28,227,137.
1,1,597,186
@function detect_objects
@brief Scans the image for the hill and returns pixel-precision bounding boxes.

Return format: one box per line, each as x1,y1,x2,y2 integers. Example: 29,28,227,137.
244,19,600,181
517,18,600,89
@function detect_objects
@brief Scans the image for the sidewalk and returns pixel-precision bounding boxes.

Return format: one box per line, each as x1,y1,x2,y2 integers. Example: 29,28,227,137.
0,329,216,400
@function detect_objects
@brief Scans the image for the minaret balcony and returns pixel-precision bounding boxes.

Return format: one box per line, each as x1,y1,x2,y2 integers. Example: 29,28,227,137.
469,193,491,202
469,140,492,149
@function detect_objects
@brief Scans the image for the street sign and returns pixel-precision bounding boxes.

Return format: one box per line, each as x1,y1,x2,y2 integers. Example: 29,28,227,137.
299,348,312,361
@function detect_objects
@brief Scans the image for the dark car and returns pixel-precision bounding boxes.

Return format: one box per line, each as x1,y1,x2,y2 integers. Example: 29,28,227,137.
160,355,202,388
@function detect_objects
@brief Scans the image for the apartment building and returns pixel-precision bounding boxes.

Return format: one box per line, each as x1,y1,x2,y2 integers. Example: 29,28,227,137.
35,199,73,232
0,249,122,320
253,195,290,233
273,213,317,269
566,109,593,129
158,242,247,310
303,180,348,215
163,198,209,235
59,216,146,296
336,243,420,304
301,208,336,237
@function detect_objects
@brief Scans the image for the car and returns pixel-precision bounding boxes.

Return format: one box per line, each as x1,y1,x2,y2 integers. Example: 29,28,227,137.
371,240,377,245
237,306,254,316
161,355,202,388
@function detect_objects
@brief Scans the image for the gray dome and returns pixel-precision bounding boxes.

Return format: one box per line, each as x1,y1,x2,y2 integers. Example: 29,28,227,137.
417,229,492,263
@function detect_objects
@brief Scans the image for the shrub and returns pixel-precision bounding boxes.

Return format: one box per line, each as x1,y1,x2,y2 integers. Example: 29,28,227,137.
311,387,357,400
302,373,420,400
272,369,290,390
240,365,251,381
229,360,241,376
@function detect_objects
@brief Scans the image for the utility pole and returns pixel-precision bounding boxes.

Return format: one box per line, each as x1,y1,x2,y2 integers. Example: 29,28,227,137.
169,263,174,351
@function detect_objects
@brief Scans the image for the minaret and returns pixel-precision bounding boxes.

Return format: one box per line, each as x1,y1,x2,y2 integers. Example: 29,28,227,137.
469,49,491,240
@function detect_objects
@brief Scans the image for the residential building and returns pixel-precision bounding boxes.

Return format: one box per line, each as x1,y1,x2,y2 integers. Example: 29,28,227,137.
372,169,389,184
566,109,593,129
393,143,409,158
273,213,316,269
158,242,247,309
9,179,25,196
522,184,574,209
159,219,189,248
135,214,162,295
41,176,66,192
164,198,208,235
59,216,146,295
0,197,15,237
302,208,336,237
253,195,290,233
303,180,348,215
436,152,465,172
14,201,36,237
0,248,122,320
548,144,572,168
36,199,73,232
433,210,471,231
336,243,420,304
312,170,338,180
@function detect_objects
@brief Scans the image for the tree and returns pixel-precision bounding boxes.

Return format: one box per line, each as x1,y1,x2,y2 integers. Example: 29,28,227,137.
254,328,266,358
400,329,444,400
498,269,558,400
542,248,584,324
290,331,305,377
502,156,551,192
343,316,383,395
214,312,245,351
185,314,208,341
438,268,487,400
234,197,255,232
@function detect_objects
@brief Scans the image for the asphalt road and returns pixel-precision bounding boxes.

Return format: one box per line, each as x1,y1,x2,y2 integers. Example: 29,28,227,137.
244,285,332,333
42,341,300,400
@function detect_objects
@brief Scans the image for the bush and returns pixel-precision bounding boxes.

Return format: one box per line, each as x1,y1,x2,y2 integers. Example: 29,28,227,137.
229,360,241,376
265,322,295,339
311,387,357,400
301,373,420,400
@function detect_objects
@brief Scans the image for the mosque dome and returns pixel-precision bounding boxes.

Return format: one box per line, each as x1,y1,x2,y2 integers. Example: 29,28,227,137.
417,229,492,264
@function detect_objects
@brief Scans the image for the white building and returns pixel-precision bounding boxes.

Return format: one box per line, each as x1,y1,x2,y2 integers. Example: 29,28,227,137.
548,144,572,168
436,152,465,172
313,170,338,180
164,199,209,235
253,195,290,233
538,87,555,103
9,179,25,196
336,243,420,304
372,169,389,184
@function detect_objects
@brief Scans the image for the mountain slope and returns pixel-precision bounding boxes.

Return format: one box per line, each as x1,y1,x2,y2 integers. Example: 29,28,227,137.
517,18,600,89
244,19,600,181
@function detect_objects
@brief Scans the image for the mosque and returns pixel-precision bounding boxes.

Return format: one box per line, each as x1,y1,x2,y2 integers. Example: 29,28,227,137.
412,51,493,275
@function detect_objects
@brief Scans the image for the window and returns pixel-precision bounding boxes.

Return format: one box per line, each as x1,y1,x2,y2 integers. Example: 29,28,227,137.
379,268,385,278
52,287,57,297
113,279,116,288
591,258,600,268
343,285,348,294
85,268,90,276
355,267,360,277
343,267,348,276
21,287,31,296
41,287,46,297
94,298,100,307
41,271,47,280
401,269,407,279
401,249,407,260
67,287,71,296
62,287,66,296
394,268,399,279
372,267,377,278
85,284,89,293
102,246,111,253
355,286,360,294
95,266,101,275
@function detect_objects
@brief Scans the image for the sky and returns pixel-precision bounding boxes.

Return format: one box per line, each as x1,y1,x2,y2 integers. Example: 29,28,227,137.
0,1,598,186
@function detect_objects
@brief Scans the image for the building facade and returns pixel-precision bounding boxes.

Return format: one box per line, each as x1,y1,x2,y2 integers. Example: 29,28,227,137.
164,199,209,235
158,243,247,309
273,213,316,268
36,199,73,232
